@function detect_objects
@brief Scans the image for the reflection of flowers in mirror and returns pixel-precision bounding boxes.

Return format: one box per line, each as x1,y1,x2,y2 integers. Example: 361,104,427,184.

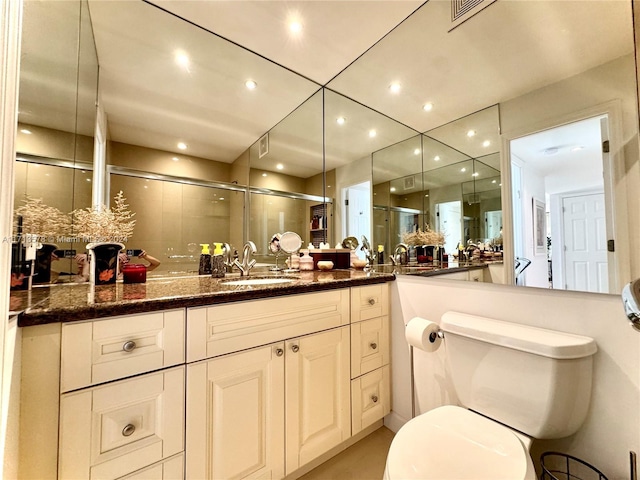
403,226,445,246
14,195,71,237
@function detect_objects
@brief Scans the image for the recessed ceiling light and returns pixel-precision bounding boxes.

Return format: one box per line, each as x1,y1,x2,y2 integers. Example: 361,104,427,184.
174,51,190,69
423,102,433,112
20,129,32,135
434,155,440,161
245,80,257,90
219,198,224,201
86,178,91,182
425,194,429,197
276,163,284,170
369,129,377,138
144,185,148,189
390,187,396,192
336,117,346,125
289,20,302,34
389,83,401,94
472,172,479,177
262,173,268,177
492,180,497,184
466,130,476,137
482,140,491,147
177,142,187,150
544,147,559,156
172,157,179,161
571,146,585,152
460,167,467,172
414,148,421,155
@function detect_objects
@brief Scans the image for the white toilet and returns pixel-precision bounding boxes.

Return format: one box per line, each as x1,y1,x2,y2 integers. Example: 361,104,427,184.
384,311,598,480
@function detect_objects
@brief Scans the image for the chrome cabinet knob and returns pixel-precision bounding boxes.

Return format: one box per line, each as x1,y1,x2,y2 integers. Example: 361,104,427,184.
368,298,375,305
122,424,136,437
275,348,284,357
291,344,300,353
122,341,136,353
371,395,379,403
369,342,377,350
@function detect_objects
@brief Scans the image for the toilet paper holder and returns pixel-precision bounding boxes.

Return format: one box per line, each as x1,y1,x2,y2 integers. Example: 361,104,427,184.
429,329,444,343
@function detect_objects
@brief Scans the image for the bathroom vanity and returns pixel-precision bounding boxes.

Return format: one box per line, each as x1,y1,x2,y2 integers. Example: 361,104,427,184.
13,271,393,480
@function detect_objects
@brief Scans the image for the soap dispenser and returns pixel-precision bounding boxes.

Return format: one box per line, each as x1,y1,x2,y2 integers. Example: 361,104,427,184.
199,244,212,275
211,242,225,278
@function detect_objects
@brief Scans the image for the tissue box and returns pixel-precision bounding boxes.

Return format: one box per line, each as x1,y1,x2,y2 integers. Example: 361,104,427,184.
309,249,351,269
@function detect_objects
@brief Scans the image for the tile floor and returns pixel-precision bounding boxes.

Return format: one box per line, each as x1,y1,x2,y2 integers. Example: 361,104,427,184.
299,427,395,480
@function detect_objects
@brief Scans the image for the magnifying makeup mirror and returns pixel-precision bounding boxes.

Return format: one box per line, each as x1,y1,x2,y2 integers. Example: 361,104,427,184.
280,231,302,273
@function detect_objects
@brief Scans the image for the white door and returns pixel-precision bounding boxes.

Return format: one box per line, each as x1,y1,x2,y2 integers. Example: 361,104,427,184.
485,210,502,241
344,182,371,243
186,343,285,480
285,326,350,475
435,201,461,255
563,193,608,293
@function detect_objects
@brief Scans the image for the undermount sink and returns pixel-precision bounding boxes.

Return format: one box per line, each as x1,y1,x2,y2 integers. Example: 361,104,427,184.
220,277,298,286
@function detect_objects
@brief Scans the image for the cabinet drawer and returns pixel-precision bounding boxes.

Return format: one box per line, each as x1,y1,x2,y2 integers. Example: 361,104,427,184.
351,366,390,435
117,453,184,480
187,289,349,361
350,284,389,322
59,366,185,480
469,268,484,282
61,310,185,392
350,316,389,378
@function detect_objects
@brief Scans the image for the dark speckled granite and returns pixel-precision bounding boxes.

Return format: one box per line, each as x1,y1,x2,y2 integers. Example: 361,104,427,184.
13,270,395,327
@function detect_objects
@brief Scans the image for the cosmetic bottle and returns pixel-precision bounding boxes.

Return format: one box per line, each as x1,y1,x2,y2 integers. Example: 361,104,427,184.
377,245,384,264
199,243,212,275
211,242,225,278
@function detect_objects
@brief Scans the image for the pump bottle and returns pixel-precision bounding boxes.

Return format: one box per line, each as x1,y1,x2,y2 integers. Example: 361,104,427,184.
199,244,212,275
211,242,225,278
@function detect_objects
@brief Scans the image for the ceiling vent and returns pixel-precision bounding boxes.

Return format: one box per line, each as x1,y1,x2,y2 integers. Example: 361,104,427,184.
450,0,496,31
404,176,415,190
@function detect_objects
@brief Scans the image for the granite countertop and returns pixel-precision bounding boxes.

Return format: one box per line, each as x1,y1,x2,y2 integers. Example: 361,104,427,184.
373,260,501,276
11,269,395,327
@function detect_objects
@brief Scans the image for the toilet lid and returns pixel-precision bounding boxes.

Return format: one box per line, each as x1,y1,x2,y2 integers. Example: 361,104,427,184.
386,405,535,480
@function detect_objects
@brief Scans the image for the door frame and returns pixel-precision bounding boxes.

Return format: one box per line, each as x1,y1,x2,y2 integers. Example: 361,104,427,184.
501,100,628,292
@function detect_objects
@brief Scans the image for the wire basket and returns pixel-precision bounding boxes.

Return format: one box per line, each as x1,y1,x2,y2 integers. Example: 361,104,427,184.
541,452,609,480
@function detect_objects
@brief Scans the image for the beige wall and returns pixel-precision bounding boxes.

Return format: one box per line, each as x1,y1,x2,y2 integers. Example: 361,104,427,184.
107,141,232,183
16,123,93,163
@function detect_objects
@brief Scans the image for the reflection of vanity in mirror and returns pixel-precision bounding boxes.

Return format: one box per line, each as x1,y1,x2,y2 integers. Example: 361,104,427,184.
14,0,640,295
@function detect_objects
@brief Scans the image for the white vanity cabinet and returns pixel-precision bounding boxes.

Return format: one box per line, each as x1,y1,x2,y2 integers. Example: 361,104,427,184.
185,290,351,479
349,284,391,435
19,309,186,480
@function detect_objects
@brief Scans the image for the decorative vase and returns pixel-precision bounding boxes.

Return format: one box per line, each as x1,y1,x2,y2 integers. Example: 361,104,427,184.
87,242,124,286
33,243,58,284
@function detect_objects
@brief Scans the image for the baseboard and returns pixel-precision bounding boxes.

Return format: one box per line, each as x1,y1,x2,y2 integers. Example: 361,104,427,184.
383,411,409,433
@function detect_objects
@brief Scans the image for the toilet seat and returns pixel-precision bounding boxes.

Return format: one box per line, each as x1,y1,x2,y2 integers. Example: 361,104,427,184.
384,405,536,480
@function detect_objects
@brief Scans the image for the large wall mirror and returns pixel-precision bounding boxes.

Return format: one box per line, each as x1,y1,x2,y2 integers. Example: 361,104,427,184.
14,0,640,296
328,0,639,294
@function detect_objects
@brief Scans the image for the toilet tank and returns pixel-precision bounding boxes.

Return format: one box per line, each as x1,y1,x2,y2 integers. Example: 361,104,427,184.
440,312,597,440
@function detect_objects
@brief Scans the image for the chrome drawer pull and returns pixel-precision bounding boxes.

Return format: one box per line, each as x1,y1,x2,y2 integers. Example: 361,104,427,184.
291,344,300,353
122,340,137,353
371,395,379,403
122,424,136,437
368,298,375,305
275,348,284,357
369,342,377,350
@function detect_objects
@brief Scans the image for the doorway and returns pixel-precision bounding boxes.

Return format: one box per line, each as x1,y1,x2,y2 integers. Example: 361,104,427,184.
509,115,611,292
435,201,461,255
343,181,371,246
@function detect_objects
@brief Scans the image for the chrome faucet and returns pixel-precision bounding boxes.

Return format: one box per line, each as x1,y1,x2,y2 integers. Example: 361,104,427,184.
233,241,257,276
390,243,408,266
222,243,236,273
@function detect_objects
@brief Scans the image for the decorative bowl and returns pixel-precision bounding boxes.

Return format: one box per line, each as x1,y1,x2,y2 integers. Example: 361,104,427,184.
352,259,367,269
317,260,334,271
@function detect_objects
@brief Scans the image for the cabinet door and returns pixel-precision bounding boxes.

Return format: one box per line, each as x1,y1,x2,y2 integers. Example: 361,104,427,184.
285,326,350,475
186,343,285,480
59,367,184,480
351,366,391,435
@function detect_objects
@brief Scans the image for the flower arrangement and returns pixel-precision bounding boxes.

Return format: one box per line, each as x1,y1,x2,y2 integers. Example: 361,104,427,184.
402,226,445,246
14,195,71,239
71,191,135,242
